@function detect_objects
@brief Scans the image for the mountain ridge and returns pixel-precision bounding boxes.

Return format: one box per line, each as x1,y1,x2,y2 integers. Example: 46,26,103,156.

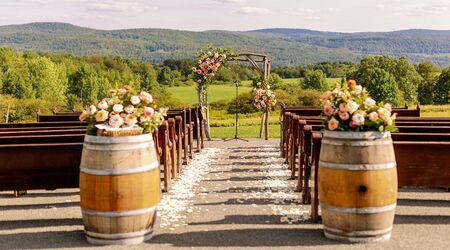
0,22,448,66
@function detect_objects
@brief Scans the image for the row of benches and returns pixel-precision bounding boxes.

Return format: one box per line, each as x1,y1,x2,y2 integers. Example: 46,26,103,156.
280,105,450,222
0,107,205,196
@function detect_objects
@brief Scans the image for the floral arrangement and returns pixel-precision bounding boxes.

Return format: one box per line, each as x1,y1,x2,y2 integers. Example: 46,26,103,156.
192,47,229,83
79,85,167,136
321,80,397,132
253,81,277,111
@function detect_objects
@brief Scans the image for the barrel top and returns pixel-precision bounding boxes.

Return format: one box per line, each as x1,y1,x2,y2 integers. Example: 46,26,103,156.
84,133,153,144
323,130,391,140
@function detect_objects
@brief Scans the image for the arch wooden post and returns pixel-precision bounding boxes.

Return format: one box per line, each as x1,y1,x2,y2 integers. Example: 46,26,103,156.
227,53,271,140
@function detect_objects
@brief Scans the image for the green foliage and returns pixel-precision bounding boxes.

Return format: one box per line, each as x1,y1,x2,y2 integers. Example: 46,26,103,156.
350,55,422,105
417,61,441,104
434,68,450,104
357,67,400,105
302,69,328,91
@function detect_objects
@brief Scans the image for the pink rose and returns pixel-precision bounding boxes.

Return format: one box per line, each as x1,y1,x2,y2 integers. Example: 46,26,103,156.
339,103,348,112
354,85,363,94
328,117,339,130
144,107,154,117
352,113,365,126
323,104,334,116
109,114,124,128
322,91,332,101
338,111,349,121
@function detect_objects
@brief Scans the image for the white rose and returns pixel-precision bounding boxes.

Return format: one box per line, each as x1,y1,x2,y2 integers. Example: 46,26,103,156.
346,101,359,114
352,113,365,126
113,104,124,113
97,100,109,110
364,98,376,107
131,96,141,105
124,105,135,114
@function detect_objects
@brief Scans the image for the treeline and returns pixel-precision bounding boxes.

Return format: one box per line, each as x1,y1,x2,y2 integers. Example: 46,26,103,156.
0,47,259,121
0,46,449,121
271,56,450,106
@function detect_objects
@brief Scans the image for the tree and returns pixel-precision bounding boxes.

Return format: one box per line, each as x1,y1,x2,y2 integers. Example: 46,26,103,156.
359,68,400,105
28,57,68,105
2,59,34,99
433,68,450,104
302,69,328,91
417,61,440,104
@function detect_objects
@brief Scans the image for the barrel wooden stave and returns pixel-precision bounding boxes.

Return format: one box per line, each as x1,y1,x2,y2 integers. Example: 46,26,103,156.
79,134,161,245
318,131,397,243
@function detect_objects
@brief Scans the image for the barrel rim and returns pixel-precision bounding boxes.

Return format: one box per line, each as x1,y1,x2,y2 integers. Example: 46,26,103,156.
323,130,391,140
84,133,153,144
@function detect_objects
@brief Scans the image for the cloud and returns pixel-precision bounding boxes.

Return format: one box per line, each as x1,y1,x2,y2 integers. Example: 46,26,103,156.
233,6,273,15
285,8,320,19
214,0,246,3
86,0,157,15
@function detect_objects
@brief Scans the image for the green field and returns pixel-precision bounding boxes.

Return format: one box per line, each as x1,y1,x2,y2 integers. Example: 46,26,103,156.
168,84,253,105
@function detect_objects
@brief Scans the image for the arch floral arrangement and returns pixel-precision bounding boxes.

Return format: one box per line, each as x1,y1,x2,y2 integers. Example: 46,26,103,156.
253,81,277,112
321,80,397,132
79,85,167,136
191,47,229,82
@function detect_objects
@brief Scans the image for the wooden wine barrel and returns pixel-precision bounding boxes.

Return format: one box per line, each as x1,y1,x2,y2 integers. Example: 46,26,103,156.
318,131,397,243
79,133,161,245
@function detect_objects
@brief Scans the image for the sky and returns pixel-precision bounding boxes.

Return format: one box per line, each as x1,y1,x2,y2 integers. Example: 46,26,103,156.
0,0,449,32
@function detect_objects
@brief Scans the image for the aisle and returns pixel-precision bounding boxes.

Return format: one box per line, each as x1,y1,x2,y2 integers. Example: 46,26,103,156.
151,139,317,248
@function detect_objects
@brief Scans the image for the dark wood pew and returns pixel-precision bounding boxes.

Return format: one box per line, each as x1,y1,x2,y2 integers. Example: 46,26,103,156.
168,109,190,165
0,121,87,128
153,121,172,192
0,143,82,192
37,114,81,122
172,107,195,158
0,134,85,144
191,106,204,152
0,129,86,136
165,114,183,174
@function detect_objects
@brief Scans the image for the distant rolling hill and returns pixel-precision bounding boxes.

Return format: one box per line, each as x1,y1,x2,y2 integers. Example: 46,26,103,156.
0,22,448,66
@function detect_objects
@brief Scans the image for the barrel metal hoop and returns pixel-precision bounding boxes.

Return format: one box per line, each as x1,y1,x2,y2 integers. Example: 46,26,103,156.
324,231,391,243
83,142,154,151
320,202,397,214
81,206,156,217
318,161,397,170
323,131,391,139
85,227,153,240
80,162,159,175
323,225,393,237
84,134,153,144
321,139,392,146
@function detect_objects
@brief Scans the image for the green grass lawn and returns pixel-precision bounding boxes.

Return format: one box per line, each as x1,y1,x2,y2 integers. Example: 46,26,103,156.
211,124,280,139
168,84,252,105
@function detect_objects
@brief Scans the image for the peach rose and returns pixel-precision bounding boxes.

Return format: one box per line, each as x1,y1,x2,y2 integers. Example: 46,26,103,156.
124,105,135,114
369,112,379,122
95,109,108,122
79,110,89,121
339,103,348,112
328,117,339,130
384,103,392,112
125,114,138,126
322,91,332,101
140,115,151,123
